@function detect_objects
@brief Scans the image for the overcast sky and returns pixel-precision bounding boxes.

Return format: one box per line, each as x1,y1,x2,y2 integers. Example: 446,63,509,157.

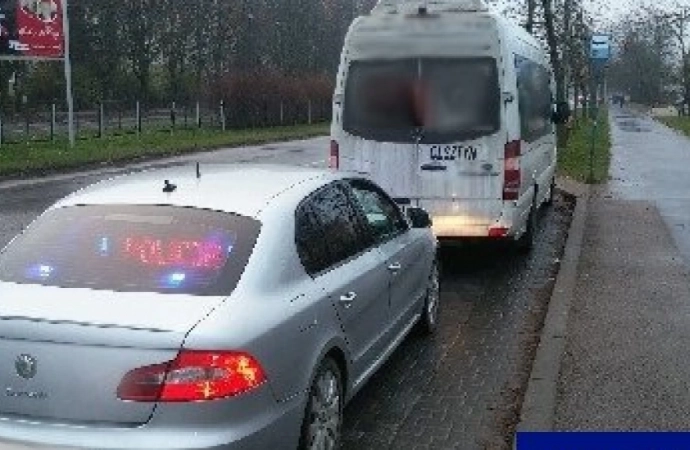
598,0,690,27
494,0,690,28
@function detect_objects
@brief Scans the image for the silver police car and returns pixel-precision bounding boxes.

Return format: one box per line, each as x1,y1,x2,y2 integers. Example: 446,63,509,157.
0,165,439,449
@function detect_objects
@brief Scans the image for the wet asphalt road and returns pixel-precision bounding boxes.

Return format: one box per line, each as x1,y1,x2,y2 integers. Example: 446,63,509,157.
0,139,574,449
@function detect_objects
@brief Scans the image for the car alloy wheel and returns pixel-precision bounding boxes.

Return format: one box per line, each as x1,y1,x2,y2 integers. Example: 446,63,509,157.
302,358,343,450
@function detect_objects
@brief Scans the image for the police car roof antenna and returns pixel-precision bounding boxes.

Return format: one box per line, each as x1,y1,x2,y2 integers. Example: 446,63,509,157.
418,2,428,15
163,180,177,193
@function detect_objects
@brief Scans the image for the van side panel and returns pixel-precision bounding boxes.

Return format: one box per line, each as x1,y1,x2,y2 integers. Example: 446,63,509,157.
498,18,558,234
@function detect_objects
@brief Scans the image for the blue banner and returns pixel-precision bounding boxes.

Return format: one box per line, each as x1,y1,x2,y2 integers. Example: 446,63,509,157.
517,432,690,449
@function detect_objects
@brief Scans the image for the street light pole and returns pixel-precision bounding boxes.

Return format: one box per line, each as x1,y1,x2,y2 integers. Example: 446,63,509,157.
587,31,607,184
62,0,75,147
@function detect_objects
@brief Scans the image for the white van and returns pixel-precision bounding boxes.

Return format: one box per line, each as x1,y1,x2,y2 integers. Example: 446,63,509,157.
330,0,569,249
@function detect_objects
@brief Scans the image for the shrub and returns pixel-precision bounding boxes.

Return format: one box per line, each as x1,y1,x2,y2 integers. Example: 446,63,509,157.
208,69,334,128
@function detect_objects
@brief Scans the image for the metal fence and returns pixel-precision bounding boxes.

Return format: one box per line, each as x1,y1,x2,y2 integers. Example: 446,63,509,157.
0,99,331,145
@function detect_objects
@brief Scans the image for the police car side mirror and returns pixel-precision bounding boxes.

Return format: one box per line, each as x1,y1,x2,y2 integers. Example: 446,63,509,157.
553,102,571,125
408,207,433,229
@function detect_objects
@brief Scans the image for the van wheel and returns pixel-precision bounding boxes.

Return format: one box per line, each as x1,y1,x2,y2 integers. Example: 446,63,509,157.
516,200,538,254
417,262,441,335
544,178,556,207
299,358,344,450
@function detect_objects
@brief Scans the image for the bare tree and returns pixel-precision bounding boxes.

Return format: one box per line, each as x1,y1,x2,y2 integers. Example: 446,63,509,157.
526,0,537,33
160,0,192,102
121,0,160,103
664,7,690,111
608,7,675,107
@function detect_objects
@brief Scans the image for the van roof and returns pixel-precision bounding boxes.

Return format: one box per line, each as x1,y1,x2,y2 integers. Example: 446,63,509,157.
372,0,489,14
345,3,548,67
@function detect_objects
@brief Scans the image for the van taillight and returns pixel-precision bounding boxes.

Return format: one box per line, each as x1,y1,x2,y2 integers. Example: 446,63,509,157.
117,351,267,403
329,140,340,169
503,140,521,201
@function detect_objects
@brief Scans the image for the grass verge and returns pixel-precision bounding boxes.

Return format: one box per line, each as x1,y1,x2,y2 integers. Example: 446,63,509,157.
0,123,329,179
558,111,611,184
657,116,690,135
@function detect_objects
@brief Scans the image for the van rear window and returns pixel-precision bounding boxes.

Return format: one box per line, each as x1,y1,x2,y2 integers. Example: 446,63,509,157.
343,58,500,144
0,205,260,296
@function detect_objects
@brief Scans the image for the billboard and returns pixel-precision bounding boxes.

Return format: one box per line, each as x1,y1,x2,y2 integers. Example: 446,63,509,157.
0,0,65,59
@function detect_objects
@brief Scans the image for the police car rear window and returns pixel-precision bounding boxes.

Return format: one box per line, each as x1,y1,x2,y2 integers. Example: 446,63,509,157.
0,205,260,296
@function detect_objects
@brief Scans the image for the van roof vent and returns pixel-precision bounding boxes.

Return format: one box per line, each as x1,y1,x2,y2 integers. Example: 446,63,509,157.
372,0,489,15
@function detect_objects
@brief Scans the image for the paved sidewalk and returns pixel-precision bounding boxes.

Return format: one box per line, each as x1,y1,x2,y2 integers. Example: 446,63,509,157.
554,107,690,429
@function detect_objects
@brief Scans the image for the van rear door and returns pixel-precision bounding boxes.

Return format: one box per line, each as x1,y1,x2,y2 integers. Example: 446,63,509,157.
342,57,505,236
415,57,505,235
341,59,421,198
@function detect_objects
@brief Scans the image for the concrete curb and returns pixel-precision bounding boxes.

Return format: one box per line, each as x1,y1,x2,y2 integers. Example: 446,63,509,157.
516,178,591,432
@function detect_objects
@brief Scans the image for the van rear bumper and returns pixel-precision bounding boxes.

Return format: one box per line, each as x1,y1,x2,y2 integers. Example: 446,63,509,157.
431,218,493,238
411,198,524,239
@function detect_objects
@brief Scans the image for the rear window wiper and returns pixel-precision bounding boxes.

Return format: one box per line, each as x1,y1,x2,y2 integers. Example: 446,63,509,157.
411,127,424,144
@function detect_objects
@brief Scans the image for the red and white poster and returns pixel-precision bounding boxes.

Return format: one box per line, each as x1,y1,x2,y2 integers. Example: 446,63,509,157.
0,0,64,59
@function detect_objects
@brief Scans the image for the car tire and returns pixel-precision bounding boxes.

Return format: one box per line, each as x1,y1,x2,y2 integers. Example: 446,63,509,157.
299,358,344,450
516,197,538,254
417,262,441,335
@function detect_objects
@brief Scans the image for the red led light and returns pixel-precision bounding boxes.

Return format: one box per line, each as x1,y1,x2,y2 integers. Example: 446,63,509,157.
122,237,225,269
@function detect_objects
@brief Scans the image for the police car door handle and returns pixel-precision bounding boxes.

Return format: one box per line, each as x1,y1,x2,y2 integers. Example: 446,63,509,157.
339,292,357,308
388,262,402,272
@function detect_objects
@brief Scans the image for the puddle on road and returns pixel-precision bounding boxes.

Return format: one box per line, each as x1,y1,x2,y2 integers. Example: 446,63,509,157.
616,119,650,133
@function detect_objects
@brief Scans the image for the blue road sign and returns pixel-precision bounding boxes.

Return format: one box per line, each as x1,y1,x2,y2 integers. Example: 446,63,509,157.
590,33,611,61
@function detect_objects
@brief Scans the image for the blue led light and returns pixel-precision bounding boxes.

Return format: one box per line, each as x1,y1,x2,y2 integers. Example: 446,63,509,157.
39,265,53,278
98,237,110,256
26,264,55,280
170,273,186,283
163,272,187,288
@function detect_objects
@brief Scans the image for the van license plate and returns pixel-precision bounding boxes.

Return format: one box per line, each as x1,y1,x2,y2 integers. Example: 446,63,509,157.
429,145,479,162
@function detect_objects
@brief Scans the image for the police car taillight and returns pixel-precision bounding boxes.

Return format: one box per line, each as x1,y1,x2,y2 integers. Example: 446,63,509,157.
117,351,267,402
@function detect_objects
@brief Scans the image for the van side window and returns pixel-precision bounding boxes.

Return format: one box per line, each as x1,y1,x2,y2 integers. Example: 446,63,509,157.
515,56,554,143
295,184,370,275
